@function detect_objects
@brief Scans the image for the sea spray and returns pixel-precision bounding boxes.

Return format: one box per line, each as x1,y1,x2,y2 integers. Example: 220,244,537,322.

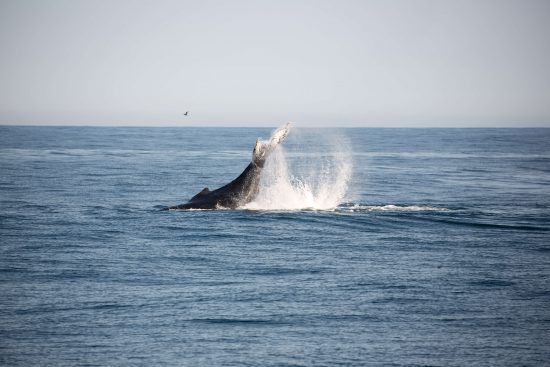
244,128,352,210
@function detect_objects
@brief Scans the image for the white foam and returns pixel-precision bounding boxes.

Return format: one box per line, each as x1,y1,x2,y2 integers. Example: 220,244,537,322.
343,204,449,212
244,129,352,211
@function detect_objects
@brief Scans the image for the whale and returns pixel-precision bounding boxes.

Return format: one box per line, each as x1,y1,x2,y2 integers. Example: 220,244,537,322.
165,123,291,210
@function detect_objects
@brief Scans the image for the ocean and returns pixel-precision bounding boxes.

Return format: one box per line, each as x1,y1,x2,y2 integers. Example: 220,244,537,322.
1,126,549,366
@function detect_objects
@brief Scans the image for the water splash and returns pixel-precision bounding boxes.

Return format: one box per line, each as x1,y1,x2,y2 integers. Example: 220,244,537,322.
244,128,352,211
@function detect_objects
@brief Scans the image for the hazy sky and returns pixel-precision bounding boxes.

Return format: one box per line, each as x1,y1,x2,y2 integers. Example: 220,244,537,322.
1,0,549,127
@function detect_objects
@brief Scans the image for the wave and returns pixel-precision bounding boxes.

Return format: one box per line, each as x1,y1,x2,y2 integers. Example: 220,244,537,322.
351,152,550,159
340,204,450,213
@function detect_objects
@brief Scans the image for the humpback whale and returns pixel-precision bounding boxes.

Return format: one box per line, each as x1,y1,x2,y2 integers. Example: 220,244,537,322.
165,123,291,210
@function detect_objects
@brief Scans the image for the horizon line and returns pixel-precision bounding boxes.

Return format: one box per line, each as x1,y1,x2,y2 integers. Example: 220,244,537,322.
1,123,549,129
0,123,550,129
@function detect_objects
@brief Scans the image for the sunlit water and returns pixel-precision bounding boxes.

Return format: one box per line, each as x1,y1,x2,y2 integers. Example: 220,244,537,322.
1,126,549,366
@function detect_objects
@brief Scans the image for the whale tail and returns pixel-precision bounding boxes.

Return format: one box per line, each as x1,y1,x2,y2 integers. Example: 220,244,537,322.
253,123,291,167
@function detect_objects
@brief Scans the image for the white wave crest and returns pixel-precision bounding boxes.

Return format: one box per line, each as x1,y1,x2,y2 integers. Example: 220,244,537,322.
343,204,449,212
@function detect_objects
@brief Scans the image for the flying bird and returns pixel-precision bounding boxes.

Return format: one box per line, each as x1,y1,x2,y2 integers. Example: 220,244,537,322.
183,111,189,116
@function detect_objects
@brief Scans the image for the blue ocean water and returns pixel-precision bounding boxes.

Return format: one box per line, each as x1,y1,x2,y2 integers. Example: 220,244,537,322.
1,126,549,366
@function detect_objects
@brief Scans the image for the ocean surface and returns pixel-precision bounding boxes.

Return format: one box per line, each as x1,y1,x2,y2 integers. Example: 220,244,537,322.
1,126,549,366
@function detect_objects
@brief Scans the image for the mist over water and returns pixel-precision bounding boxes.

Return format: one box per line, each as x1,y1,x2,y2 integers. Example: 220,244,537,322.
244,128,352,210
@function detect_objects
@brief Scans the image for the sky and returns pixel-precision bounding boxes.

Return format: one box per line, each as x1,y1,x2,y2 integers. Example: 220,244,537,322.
0,0,549,127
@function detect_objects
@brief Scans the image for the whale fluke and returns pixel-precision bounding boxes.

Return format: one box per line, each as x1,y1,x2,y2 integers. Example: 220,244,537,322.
164,123,291,210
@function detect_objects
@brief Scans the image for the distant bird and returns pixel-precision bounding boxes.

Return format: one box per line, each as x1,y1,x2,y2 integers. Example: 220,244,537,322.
183,111,189,116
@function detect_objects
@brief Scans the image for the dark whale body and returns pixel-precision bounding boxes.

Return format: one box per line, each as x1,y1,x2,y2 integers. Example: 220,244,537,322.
165,123,290,210
165,162,262,210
